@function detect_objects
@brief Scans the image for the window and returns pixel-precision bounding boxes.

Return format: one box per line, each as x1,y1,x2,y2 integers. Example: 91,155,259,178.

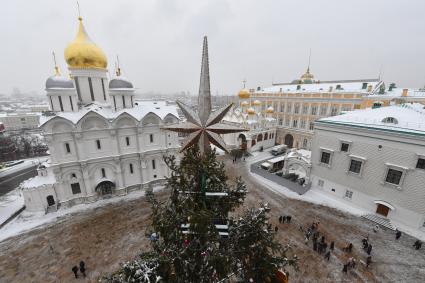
311,106,318,115
336,84,341,90
320,105,327,116
152,159,156,170
294,104,300,114
71,183,81,194
129,163,134,174
309,122,314,131
122,96,126,108
362,82,368,89
340,143,350,152
113,96,117,111
101,79,106,101
286,103,292,113
318,179,324,187
71,173,76,178
292,119,298,128
101,168,106,178
126,137,130,146
320,151,331,165
150,134,154,143
69,96,74,111
302,139,308,148
349,159,362,174
330,106,338,116
300,119,306,129
65,143,71,153
382,117,398,124
385,168,403,185
74,77,82,101
345,190,353,199
417,158,425,169
302,105,308,114
96,139,101,150
58,96,64,111
88,77,95,101
285,119,290,127
278,118,283,125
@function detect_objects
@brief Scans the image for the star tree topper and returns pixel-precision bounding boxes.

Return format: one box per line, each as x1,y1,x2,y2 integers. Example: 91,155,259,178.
164,36,247,156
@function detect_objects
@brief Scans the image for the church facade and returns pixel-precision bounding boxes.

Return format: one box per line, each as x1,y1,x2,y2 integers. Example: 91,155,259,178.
21,16,180,212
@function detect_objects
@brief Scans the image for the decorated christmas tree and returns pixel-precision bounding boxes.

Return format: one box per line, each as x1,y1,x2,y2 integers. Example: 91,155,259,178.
104,37,296,283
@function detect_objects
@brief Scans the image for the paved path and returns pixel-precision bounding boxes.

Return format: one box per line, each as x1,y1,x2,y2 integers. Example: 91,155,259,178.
0,165,37,196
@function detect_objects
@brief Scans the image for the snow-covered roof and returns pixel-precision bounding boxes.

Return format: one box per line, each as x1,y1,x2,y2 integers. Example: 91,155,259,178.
366,88,425,98
21,169,56,189
317,103,425,136
258,79,380,94
40,100,179,126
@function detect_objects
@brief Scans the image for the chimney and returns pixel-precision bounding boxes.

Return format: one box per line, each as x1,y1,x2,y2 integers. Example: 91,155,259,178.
402,89,408,97
367,85,373,92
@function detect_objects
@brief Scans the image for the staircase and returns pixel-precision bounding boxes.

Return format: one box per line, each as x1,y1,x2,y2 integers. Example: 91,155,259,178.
362,214,396,230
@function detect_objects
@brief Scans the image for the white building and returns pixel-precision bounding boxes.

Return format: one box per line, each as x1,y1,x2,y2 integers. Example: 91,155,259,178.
310,103,425,230
21,16,180,212
222,89,277,152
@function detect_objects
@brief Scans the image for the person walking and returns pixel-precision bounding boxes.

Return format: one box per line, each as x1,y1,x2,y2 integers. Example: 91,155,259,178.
348,242,353,253
395,229,402,240
79,260,86,277
282,215,286,224
287,215,292,223
275,226,279,233
313,241,318,251
330,241,335,251
367,243,372,255
279,216,283,223
366,255,372,268
324,250,331,261
413,240,422,250
72,266,79,279
342,264,348,273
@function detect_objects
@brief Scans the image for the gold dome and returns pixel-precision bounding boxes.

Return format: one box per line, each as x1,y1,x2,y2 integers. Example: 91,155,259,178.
64,17,107,69
247,107,255,115
266,106,274,113
253,100,261,106
240,101,249,107
238,88,250,99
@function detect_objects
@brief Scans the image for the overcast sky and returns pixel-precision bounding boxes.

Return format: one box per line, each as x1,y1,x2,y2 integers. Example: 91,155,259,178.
1,0,424,96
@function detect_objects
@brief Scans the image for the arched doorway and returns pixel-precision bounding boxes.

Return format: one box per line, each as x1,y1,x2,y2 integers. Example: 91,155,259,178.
238,134,247,150
46,195,55,206
95,180,116,195
257,134,263,142
284,134,294,148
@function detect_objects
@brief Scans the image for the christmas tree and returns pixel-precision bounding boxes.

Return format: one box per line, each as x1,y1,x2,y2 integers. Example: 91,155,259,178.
104,36,296,282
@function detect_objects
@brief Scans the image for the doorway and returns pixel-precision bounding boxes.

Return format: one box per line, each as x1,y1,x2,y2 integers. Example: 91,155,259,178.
284,134,294,148
46,195,55,206
376,204,390,217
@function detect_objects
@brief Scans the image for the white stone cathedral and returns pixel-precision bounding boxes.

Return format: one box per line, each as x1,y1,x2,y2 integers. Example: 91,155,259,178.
21,16,180,212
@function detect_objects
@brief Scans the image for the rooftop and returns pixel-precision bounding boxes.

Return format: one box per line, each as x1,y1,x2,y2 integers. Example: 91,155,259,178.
317,103,425,136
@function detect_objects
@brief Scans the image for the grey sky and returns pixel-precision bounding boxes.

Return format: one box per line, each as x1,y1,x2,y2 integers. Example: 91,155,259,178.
1,0,424,96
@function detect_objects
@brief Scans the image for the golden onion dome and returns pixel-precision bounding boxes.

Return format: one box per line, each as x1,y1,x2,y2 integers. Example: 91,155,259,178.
266,106,274,113
238,88,250,99
253,100,262,106
247,107,255,115
240,101,249,107
64,17,107,69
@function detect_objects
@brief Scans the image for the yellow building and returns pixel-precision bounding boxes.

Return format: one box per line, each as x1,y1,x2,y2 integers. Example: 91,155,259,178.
249,68,425,149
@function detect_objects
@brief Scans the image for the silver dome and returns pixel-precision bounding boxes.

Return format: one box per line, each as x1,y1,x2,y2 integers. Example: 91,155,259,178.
46,76,74,89
109,77,134,89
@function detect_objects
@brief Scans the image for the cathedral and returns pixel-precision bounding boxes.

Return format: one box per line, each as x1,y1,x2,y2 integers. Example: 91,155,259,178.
222,87,277,152
21,16,180,212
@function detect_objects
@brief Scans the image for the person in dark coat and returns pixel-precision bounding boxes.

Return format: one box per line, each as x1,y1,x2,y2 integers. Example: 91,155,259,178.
342,264,348,273
282,215,286,223
395,229,402,240
79,261,86,277
366,255,372,268
275,226,279,233
72,266,79,278
348,242,353,253
324,250,331,261
279,216,283,223
367,244,372,255
286,215,292,223
313,241,318,251
330,241,335,251
413,240,422,250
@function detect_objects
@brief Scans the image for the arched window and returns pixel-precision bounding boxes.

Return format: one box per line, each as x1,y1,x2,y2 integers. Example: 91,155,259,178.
382,117,398,124
257,134,263,142
264,133,268,140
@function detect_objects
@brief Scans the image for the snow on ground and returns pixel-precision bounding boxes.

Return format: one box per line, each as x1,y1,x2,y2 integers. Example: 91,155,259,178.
0,189,24,226
246,150,425,241
0,185,164,243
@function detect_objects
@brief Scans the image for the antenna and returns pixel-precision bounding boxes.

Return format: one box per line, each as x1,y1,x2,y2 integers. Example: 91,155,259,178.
307,48,311,71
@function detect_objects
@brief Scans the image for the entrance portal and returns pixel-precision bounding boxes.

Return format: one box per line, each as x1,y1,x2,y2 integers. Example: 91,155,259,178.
238,134,247,150
46,195,55,206
284,134,294,148
376,204,390,217
95,181,116,195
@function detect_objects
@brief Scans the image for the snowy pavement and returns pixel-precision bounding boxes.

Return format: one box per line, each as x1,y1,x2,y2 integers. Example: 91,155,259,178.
0,157,48,178
0,185,164,243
